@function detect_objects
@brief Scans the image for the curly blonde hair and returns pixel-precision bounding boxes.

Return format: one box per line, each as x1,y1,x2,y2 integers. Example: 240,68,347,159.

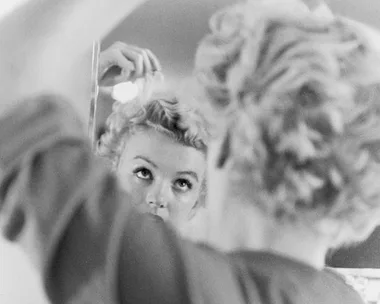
97,95,209,168
194,3,380,245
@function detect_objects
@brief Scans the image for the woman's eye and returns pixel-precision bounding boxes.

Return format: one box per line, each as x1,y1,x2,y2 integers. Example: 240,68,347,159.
134,168,152,180
174,179,192,192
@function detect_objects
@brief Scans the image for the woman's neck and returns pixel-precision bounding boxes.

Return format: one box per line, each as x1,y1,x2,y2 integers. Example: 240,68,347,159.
264,226,329,269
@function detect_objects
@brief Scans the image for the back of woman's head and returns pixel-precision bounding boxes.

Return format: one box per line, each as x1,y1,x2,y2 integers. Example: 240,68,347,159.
97,94,209,167
194,2,380,246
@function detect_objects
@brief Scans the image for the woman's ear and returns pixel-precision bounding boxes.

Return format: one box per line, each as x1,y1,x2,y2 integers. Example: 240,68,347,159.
216,128,232,169
206,126,235,213
188,203,199,220
188,187,206,220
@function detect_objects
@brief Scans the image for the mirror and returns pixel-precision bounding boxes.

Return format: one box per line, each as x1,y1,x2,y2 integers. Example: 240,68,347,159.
89,0,380,273
88,41,101,151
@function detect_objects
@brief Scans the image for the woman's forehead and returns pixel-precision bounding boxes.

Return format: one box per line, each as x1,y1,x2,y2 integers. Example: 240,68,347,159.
120,129,206,176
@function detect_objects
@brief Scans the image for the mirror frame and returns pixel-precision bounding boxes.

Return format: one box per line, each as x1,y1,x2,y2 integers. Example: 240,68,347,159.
88,40,101,151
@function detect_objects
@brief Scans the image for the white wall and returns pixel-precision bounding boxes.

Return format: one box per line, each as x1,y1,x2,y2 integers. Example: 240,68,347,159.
0,238,49,304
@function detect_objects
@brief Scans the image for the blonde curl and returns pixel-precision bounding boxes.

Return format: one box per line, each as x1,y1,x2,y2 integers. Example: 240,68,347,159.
97,95,209,168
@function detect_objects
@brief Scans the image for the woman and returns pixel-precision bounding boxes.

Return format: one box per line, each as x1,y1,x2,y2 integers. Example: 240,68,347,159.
97,95,208,237
95,42,209,237
2,1,380,303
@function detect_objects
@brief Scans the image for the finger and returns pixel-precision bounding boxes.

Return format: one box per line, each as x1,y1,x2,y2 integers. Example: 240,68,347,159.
99,50,134,75
125,45,161,73
109,41,129,50
100,52,135,85
118,48,144,79
140,49,153,75
109,43,157,78
145,49,162,72
113,51,137,81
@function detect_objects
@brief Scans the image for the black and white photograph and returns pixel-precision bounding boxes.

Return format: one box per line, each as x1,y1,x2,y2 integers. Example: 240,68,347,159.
0,0,380,303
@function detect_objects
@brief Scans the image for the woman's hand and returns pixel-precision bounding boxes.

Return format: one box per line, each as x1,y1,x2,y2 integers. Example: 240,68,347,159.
99,42,161,87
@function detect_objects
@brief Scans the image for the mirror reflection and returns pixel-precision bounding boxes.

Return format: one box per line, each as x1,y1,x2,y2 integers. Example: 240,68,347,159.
88,2,380,303
93,42,209,239
92,0,380,273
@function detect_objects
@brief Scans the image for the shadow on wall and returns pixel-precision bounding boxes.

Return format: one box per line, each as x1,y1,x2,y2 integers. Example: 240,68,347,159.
102,0,237,79
328,227,380,269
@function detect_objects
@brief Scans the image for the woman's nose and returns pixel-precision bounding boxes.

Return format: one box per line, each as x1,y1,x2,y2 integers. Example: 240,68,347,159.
147,199,167,209
145,184,169,212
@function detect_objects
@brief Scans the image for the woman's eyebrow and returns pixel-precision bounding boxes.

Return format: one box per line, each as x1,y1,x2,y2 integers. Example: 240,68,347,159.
133,156,158,168
177,171,198,182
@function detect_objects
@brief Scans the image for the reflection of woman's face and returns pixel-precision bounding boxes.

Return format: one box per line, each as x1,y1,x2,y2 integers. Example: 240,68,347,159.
117,128,206,227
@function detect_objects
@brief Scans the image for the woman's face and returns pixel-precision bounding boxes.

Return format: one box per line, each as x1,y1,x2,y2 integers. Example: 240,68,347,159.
117,128,206,228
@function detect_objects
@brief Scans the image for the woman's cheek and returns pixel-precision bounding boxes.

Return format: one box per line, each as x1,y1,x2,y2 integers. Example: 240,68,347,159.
169,193,198,223
120,176,147,205
130,181,148,202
